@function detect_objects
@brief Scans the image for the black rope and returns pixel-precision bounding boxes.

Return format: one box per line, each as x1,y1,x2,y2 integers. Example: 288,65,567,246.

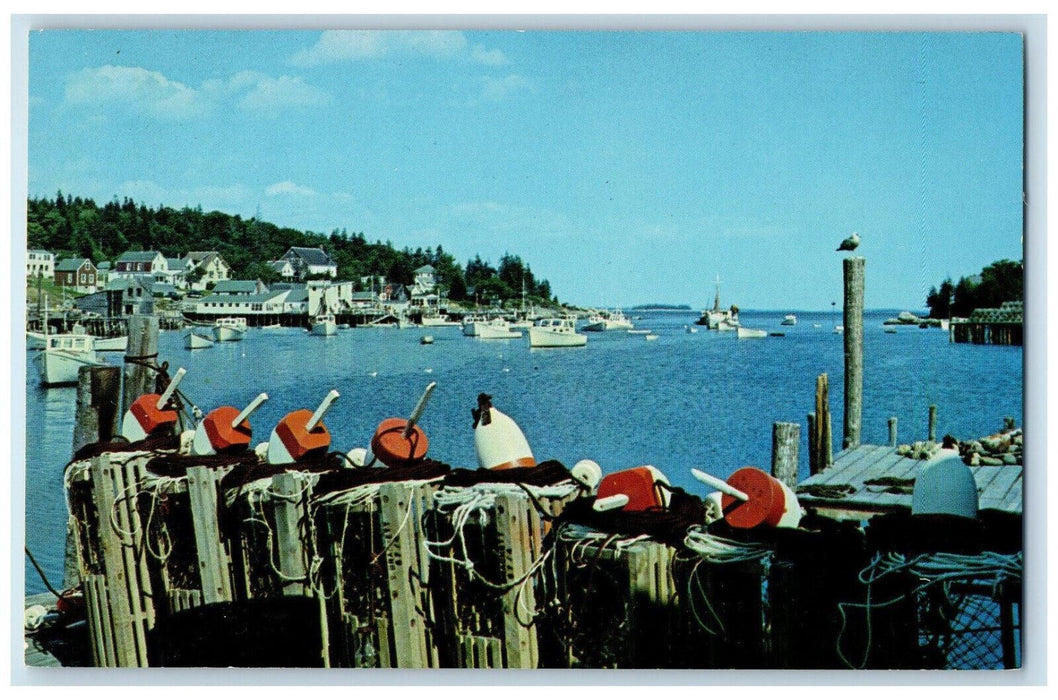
24,546,63,599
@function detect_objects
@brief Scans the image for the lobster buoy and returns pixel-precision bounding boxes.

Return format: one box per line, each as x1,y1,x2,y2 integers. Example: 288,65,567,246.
912,454,978,519
345,446,374,468
594,466,671,512
120,367,187,442
472,393,535,470
571,459,603,494
693,467,802,529
370,382,436,468
191,392,269,456
266,390,339,465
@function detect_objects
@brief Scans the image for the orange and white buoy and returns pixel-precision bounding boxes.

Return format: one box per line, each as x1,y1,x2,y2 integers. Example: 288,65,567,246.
266,390,339,465
692,467,803,529
121,367,187,442
369,382,436,468
190,392,269,456
472,393,536,470
594,465,671,512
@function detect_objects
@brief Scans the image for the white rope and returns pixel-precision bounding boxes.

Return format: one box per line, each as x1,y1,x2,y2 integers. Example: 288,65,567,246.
683,527,774,565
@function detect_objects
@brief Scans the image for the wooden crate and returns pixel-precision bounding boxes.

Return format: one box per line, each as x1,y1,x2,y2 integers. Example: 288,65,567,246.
426,484,578,669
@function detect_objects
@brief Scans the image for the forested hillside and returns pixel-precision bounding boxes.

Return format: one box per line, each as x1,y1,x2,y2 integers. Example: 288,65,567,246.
27,192,556,304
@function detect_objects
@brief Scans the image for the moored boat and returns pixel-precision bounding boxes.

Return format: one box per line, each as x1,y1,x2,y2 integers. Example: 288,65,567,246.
34,333,103,385
184,328,215,350
582,308,634,332
462,314,489,336
311,314,338,336
528,316,587,348
213,317,247,342
93,336,129,352
781,314,797,326
737,326,767,339
476,317,523,340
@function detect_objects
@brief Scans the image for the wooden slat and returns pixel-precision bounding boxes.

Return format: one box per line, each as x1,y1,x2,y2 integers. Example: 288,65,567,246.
271,472,309,596
1000,472,1025,513
378,482,429,668
971,466,1005,498
186,466,233,604
811,445,887,486
496,492,539,669
979,467,1022,511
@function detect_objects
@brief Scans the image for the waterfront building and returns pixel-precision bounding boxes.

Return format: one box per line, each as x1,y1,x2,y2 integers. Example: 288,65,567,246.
279,246,338,280
54,257,98,293
26,249,55,279
183,251,231,291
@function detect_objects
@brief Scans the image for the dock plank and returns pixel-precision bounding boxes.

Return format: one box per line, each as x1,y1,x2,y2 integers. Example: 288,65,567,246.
979,467,1022,512
812,445,890,486
999,471,1024,513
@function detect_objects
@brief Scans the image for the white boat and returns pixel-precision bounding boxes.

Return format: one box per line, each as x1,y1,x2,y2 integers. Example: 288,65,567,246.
476,318,523,340
529,317,587,348
834,325,845,335
420,311,461,327
261,323,283,330
462,314,489,336
27,331,47,350
781,314,797,326
684,325,698,334
695,275,740,329
737,326,767,339
184,328,215,350
628,329,652,335
644,334,659,341
582,308,634,332
34,333,103,385
716,319,739,332
213,317,247,342
420,335,435,345
93,336,129,352
311,314,338,336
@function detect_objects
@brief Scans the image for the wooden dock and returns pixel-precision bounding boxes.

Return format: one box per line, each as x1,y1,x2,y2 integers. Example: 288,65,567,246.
796,444,1023,520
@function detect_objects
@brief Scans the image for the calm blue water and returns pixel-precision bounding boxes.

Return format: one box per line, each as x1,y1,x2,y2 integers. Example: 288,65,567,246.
24,310,1023,594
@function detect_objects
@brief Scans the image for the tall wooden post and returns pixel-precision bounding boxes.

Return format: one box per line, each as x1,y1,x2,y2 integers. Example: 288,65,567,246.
122,314,159,415
771,422,800,488
811,373,831,474
842,257,865,449
928,404,938,442
888,417,898,448
806,413,818,474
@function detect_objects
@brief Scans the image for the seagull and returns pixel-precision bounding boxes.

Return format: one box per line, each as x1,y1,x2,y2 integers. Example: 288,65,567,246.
837,231,861,252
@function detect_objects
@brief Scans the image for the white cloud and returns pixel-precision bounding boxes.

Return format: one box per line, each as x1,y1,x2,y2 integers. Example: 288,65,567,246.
65,65,331,120
290,30,503,67
471,44,508,67
476,74,533,103
65,65,207,120
266,181,317,197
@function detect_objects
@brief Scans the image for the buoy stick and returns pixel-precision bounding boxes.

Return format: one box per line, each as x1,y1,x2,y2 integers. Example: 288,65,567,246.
155,368,187,410
305,390,340,432
691,468,750,502
402,381,437,438
231,392,269,428
593,494,629,512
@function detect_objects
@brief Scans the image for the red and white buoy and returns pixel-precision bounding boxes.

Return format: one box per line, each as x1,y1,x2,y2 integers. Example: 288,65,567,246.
266,390,339,465
190,392,269,456
472,393,536,470
593,465,671,512
692,467,803,529
121,367,187,442
370,381,437,468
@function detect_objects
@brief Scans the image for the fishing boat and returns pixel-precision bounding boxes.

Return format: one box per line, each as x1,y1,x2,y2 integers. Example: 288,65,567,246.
184,328,215,350
311,314,338,336
27,331,47,350
420,310,461,327
528,316,587,348
420,335,434,345
695,275,740,329
476,318,523,340
834,325,845,335
644,333,659,341
462,314,489,336
781,314,797,326
628,329,652,335
737,326,767,339
213,317,247,342
34,333,103,385
583,308,634,332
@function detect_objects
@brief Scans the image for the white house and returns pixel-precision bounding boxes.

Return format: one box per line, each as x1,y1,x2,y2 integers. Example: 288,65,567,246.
280,246,338,280
194,290,288,316
114,251,168,283
269,259,296,280
184,251,231,291
27,249,55,279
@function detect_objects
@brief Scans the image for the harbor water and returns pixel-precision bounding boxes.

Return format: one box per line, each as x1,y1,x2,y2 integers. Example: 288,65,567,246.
23,309,1023,595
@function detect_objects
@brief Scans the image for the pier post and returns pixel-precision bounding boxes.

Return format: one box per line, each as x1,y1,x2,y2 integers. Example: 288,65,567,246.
122,314,160,415
811,373,831,474
928,404,938,442
807,413,818,474
771,422,800,488
842,257,865,449
67,365,122,589
888,417,898,448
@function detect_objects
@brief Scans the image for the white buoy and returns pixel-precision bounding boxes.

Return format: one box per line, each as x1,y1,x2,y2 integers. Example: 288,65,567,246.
472,393,535,470
571,459,602,493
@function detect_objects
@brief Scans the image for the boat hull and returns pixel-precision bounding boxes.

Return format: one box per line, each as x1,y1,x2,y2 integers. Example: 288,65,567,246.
421,316,459,327
27,331,47,350
737,327,767,339
311,321,338,336
35,349,102,385
478,326,522,340
528,327,587,347
94,336,129,352
184,330,215,349
214,326,246,342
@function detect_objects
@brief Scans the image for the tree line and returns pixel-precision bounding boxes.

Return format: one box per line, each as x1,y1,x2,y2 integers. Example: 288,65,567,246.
925,259,1023,319
27,192,557,306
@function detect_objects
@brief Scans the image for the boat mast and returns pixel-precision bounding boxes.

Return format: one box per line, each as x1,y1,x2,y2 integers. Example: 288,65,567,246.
713,275,722,313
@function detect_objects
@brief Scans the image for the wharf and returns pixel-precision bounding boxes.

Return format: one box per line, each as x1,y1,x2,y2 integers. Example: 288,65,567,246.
797,444,1023,521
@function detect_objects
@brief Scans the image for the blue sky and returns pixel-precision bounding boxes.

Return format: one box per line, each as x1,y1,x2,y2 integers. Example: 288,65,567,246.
26,29,1024,310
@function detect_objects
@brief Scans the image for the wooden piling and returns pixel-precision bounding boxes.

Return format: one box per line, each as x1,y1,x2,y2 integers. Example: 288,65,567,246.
888,417,898,447
186,465,234,604
928,404,938,442
843,257,865,449
122,315,160,415
811,373,832,474
771,422,800,489
807,412,818,475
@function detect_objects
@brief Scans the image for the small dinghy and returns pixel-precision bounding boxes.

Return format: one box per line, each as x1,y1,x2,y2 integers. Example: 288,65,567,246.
184,328,215,350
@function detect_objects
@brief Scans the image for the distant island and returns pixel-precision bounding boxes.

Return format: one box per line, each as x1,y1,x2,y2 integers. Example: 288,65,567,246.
628,304,692,311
